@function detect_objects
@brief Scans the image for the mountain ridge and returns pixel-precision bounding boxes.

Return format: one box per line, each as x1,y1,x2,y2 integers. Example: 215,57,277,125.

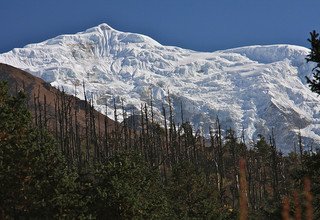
0,23,319,152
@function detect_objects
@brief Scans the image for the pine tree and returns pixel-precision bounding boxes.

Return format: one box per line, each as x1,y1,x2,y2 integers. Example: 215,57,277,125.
0,82,78,218
168,161,222,219
90,152,170,219
306,30,320,94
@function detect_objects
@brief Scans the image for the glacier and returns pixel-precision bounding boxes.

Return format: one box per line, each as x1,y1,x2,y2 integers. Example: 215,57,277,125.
0,23,319,152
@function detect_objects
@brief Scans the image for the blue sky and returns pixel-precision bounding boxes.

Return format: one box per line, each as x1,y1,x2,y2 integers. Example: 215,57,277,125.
1,0,320,53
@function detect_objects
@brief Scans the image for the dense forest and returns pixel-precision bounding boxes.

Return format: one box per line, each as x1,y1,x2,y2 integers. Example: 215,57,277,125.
1,31,320,219
0,79,319,219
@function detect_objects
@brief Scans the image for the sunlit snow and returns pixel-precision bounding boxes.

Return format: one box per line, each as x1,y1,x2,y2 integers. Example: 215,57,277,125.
1,23,319,152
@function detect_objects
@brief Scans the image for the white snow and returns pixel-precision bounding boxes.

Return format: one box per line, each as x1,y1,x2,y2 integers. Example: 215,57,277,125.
0,23,319,152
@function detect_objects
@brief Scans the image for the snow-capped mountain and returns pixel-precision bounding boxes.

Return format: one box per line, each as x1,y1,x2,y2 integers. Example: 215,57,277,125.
0,23,319,152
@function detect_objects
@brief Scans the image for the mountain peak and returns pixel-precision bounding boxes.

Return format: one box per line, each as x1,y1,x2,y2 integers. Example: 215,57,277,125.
84,23,115,33
0,26,319,152
97,23,114,30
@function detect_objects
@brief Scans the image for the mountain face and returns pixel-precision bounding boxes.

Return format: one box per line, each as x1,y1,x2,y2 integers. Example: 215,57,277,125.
0,23,319,152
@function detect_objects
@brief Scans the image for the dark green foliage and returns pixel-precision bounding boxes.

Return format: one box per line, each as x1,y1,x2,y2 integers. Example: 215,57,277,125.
89,152,170,219
0,81,78,218
306,30,320,94
168,161,222,219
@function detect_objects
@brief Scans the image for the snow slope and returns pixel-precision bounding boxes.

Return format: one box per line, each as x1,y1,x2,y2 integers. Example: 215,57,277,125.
0,23,319,152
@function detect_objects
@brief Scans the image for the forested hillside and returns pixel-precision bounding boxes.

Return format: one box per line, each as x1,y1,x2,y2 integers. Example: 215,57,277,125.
0,64,319,219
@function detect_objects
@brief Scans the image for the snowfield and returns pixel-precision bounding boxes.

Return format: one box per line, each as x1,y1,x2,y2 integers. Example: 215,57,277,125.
0,23,319,152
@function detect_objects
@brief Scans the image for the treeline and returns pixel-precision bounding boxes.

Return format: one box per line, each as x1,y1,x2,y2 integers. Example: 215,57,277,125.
0,80,319,219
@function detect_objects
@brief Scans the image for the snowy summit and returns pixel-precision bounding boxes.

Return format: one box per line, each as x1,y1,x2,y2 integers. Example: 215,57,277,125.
0,23,319,152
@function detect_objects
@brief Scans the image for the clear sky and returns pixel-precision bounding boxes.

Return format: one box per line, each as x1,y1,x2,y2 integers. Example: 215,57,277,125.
1,0,320,53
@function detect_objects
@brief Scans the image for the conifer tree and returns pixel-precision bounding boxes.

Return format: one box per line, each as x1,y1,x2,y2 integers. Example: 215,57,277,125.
0,82,77,218
90,152,170,219
306,30,320,94
168,161,222,219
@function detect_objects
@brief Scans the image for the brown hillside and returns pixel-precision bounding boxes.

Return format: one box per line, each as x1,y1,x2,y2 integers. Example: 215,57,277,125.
0,63,117,134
